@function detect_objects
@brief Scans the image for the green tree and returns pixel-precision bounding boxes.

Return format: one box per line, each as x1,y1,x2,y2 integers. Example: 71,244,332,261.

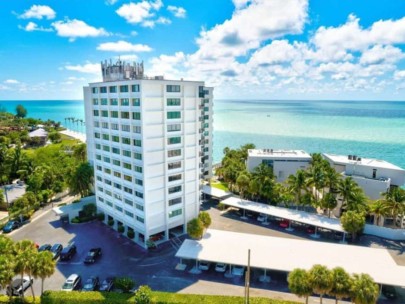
306,165,325,208
13,240,37,300
33,251,56,295
15,105,27,118
287,268,313,304
350,273,379,304
187,218,204,239
73,143,87,162
48,131,61,143
369,199,390,226
114,277,135,293
287,169,307,209
0,235,14,255
198,211,212,229
338,177,365,213
134,285,153,304
330,267,352,304
68,162,94,197
236,172,250,199
322,192,338,218
0,254,15,302
308,264,333,304
340,210,366,241
383,187,405,227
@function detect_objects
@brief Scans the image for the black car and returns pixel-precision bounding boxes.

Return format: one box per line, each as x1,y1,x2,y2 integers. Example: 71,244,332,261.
50,244,63,260
38,244,52,252
382,285,397,299
60,243,77,261
6,276,33,296
2,221,21,233
82,276,100,291
84,248,102,264
99,277,114,292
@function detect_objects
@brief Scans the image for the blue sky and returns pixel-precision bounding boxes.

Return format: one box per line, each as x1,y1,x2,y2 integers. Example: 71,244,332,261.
1,0,405,100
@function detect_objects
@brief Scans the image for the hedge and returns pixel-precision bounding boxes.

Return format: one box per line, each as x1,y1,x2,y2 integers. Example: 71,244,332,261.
0,295,40,303
40,291,297,304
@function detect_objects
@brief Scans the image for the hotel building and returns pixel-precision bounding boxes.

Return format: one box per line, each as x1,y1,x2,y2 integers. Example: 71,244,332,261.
84,60,213,247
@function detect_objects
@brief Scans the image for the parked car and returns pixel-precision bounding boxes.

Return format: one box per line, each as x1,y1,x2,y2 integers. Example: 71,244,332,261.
84,248,102,264
257,213,267,222
61,274,81,291
60,242,77,261
382,285,397,299
231,265,245,276
82,276,100,291
38,244,52,252
6,276,33,296
215,263,227,273
2,221,21,233
198,261,211,271
50,244,63,260
279,220,290,228
306,225,316,234
99,277,114,292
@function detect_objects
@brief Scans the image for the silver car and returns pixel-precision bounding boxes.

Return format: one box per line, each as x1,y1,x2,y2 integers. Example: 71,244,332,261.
7,276,33,296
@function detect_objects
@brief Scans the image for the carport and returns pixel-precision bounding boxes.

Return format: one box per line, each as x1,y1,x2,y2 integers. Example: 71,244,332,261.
201,185,232,200
221,196,346,241
175,229,405,287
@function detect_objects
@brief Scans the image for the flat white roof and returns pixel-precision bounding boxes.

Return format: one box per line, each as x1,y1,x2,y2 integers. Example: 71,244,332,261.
176,229,405,287
221,196,345,232
248,149,311,160
29,128,48,138
202,185,232,199
323,153,404,171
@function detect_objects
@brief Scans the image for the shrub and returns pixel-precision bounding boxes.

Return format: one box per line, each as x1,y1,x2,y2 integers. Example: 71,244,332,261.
146,239,156,249
114,277,135,293
117,225,125,233
72,199,80,204
134,285,152,304
127,229,135,239
97,212,105,221
108,219,115,227
217,203,226,211
82,203,96,217
71,217,80,224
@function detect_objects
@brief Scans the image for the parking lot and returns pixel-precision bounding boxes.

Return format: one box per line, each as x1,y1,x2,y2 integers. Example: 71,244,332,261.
2,200,404,303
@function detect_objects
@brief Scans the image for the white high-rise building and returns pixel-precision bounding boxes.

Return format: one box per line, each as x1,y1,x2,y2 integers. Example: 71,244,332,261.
84,60,213,247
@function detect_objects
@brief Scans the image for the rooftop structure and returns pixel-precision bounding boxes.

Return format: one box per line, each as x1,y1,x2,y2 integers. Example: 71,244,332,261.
247,149,311,182
101,59,144,82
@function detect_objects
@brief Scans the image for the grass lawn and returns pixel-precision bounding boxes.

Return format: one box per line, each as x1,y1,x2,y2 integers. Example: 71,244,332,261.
210,180,230,192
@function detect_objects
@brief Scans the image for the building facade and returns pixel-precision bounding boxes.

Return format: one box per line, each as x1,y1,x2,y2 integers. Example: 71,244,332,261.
84,60,213,247
247,149,312,182
322,153,405,200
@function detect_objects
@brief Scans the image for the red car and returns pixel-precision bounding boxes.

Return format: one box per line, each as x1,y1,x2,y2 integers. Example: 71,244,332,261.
307,226,316,234
279,220,290,228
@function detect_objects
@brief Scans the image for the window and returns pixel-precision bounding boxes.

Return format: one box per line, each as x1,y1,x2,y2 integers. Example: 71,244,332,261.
168,174,182,182
113,182,121,189
133,139,142,147
110,98,118,106
106,200,113,207
101,110,108,118
136,216,144,223
98,196,104,202
103,145,110,152
135,179,143,186
115,205,123,212
132,112,141,120
96,165,102,171
94,132,100,139
135,203,144,211
132,98,140,106
112,147,120,154
93,110,99,116
112,159,121,166
93,98,99,105
101,98,108,105
94,121,100,128
124,198,133,206
121,125,130,132
111,123,119,130
121,98,129,106
103,156,110,163
166,85,180,92
125,210,134,218
92,87,99,94
95,144,101,150
120,85,129,93
168,149,181,157
169,197,182,206
168,137,181,145
168,124,181,132
104,178,111,185
112,135,119,143
133,126,141,133
124,175,132,182
121,112,130,119
122,137,131,145
110,111,118,118
169,209,182,218
135,191,143,198
114,171,121,178
102,134,109,140
122,150,131,157
123,162,132,170
135,166,143,173
167,111,181,119
104,168,111,174
131,84,140,92
168,161,181,170
100,86,107,93
167,98,181,106
169,185,182,194
124,186,133,194
102,122,109,129
109,86,117,93
134,152,142,160
96,155,101,160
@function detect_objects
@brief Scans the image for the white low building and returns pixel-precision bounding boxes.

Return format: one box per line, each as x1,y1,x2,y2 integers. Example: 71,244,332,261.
322,153,405,200
247,149,311,182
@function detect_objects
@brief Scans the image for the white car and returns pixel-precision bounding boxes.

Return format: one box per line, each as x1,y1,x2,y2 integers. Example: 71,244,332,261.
61,274,81,291
7,276,33,296
257,213,267,222
232,265,245,276
198,261,211,271
215,263,227,272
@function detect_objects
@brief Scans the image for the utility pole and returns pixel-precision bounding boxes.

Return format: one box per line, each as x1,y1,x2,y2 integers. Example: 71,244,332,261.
245,249,251,304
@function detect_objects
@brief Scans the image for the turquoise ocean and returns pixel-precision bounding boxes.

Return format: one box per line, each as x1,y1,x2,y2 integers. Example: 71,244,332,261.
1,99,404,169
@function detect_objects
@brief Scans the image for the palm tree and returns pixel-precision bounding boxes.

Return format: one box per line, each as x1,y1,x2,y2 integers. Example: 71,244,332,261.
369,199,390,226
13,240,37,300
236,172,250,199
33,251,56,296
383,187,405,227
0,235,14,255
330,267,352,304
350,273,379,304
306,165,325,208
73,143,87,163
338,177,364,214
287,170,307,209
0,254,15,302
68,162,94,197
308,264,333,304
287,268,313,304
322,192,338,218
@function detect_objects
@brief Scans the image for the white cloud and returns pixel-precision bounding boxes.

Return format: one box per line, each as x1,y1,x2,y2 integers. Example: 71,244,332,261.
130,31,138,36
96,40,152,52
19,5,56,20
67,76,86,81
167,6,186,18
394,70,405,80
19,21,53,32
359,45,403,65
116,0,163,25
156,17,171,25
105,0,119,5
52,19,109,41
65,63,101,74
4,79,20,84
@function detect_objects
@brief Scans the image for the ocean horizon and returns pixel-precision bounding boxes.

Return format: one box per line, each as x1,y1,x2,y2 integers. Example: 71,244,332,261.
1,99,404,169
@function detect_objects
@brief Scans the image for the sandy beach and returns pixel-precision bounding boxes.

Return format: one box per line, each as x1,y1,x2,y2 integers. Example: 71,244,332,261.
60,129,86,143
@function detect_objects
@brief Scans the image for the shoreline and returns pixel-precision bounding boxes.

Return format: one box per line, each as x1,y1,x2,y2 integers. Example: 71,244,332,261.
60,129,86,143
